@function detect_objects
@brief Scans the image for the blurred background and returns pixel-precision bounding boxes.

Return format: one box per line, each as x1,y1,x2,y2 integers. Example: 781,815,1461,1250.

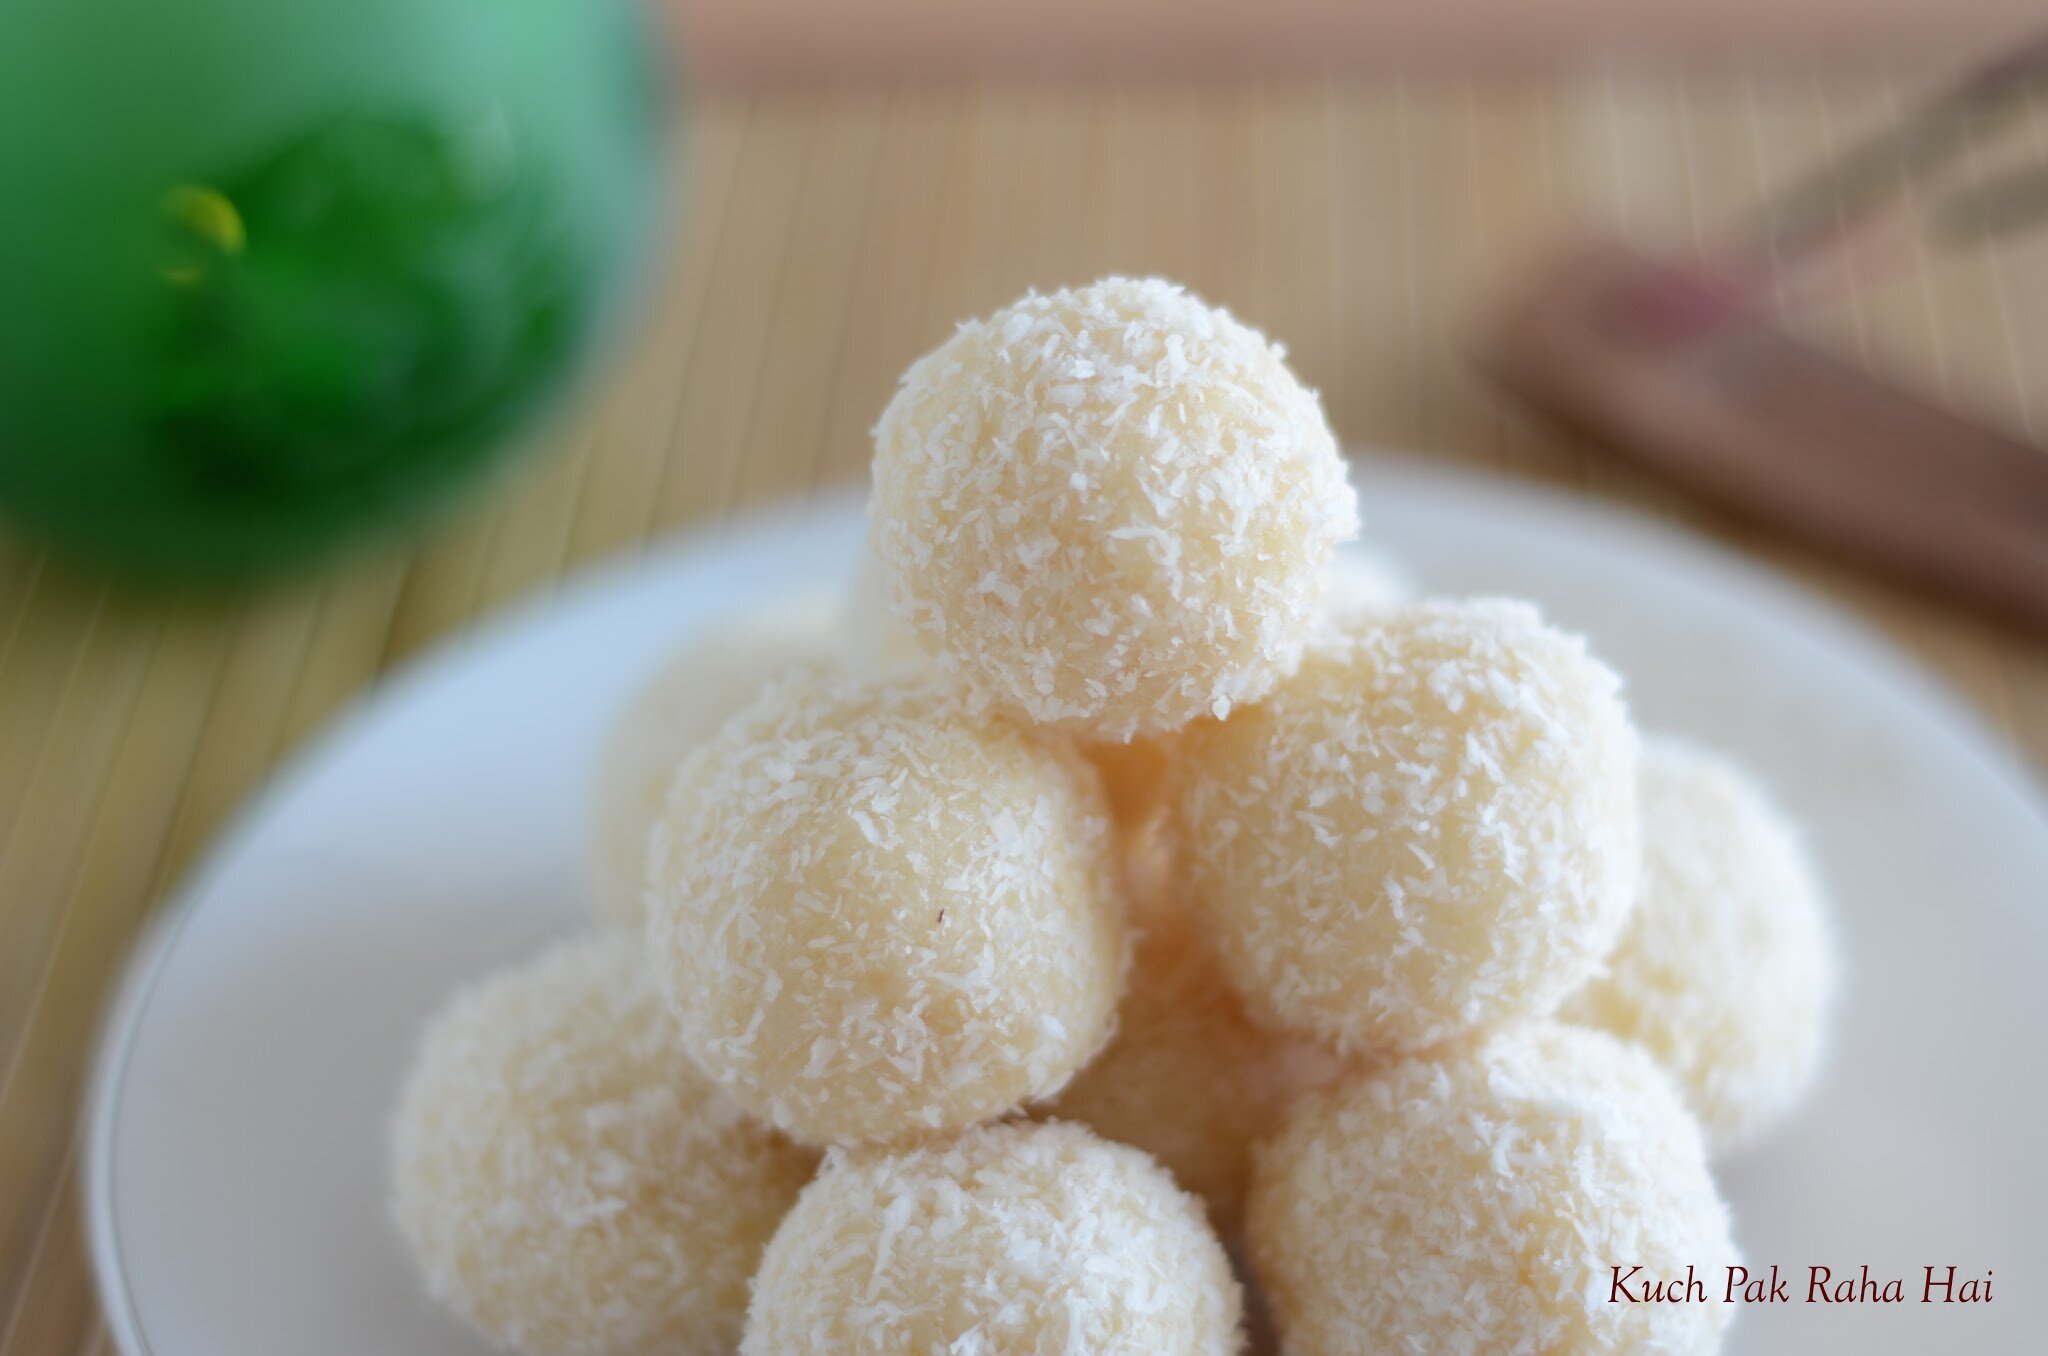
3,1,2048,1347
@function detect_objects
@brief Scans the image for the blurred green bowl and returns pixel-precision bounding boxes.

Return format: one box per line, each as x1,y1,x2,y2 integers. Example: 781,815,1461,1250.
0,0,667,579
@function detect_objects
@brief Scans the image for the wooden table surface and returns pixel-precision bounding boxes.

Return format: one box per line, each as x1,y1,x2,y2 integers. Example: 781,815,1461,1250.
4,79,2047,1353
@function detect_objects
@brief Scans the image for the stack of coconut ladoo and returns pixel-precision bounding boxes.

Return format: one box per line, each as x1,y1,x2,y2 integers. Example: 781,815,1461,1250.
390,277,1839,1356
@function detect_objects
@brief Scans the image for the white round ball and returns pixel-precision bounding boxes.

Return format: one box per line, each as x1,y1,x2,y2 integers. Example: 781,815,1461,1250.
390,932,817,1356
1565,735,1838,1150
1247,1024,1737,1356
871,276,1359,741
647,671,1127,1146
1174,597,1642,1054
742,1120,1243,1355
589,592,841,925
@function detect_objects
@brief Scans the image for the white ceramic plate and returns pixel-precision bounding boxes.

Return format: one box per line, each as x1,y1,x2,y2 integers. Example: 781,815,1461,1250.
87,460,2048,1355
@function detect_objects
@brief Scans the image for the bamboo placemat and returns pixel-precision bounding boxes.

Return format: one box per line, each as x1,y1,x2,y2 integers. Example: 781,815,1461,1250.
2,79,2046,1353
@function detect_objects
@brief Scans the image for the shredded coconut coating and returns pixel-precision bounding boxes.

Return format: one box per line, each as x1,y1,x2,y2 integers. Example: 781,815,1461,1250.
1246,1024,1737,1356
390,933,818,1356
742,1120,1245,1355
1042,901,1339,1237
1564,735,1838,1151
589,592,842,926
854,541,1177,836
647,671,1128,1146
1318,546,1412,631
869,277,1359,742
1173,597,1642,1055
